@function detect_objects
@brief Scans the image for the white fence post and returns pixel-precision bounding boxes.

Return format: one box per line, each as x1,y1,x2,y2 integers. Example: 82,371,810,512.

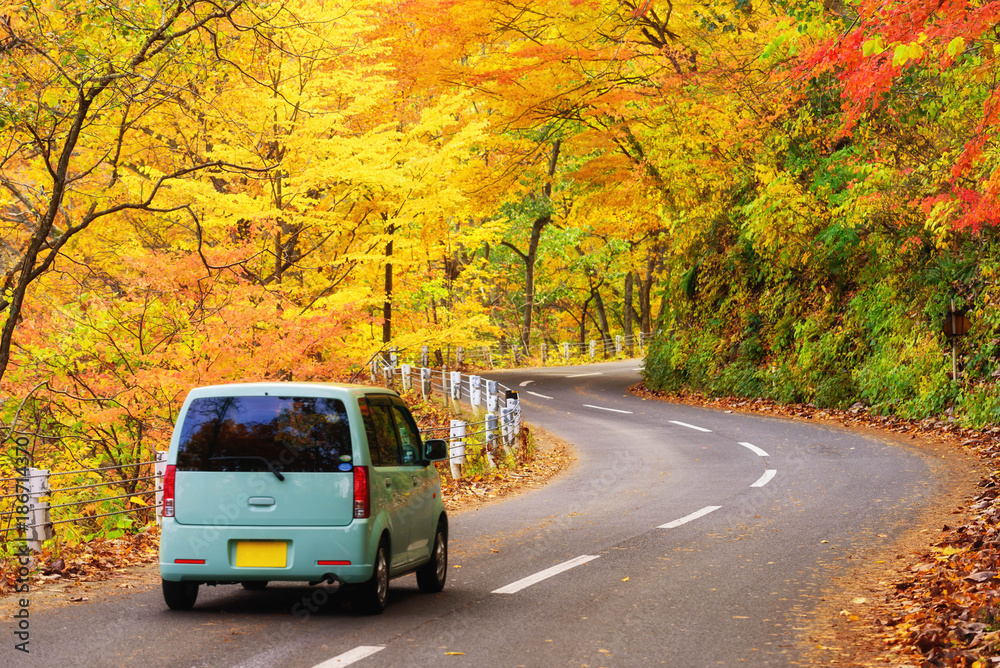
470,375,482,413
486,380,498,414
449,420,466,479
639,333,645,355
401,364,412,391
456,346,464,366
26,468,52,552
540,342,547,365
500,407,514,454
486,412,498,460
421,345,429,367
155,451,167,526
421,367,432,399
450,370,462,404
589,340,596,360
563,342,570,363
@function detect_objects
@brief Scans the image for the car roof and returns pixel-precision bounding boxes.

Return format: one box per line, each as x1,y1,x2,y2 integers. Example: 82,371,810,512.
184,382,398,400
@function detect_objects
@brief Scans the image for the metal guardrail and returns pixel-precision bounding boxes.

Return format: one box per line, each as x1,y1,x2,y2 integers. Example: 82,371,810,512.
383,332,651,369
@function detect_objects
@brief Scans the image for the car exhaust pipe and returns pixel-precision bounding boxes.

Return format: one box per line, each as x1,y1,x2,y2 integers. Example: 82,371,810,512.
309,573,340,587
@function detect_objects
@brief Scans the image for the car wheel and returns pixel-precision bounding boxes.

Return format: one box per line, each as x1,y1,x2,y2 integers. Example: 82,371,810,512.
416,524,447,593
354,540,389,615
162,579,199,610
241,581,268,591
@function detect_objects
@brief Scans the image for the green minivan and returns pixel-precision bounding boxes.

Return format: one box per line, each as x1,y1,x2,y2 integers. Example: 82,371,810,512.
158,382,449,614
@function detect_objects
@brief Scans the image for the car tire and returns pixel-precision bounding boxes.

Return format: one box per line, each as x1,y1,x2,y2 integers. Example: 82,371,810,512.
241,581,268,591
416,524,447,593
354,540,389,615
162,579,199,610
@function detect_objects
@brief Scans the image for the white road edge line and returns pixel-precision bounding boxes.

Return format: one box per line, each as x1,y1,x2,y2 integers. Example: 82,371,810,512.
492,555,600,594
669,420,712,433
566,372,603,378
738,441,770,457
312,645,386,667
750,469,777,488
519,380,534,387
659,505,722,529
583,404,633,414
527,391,553,399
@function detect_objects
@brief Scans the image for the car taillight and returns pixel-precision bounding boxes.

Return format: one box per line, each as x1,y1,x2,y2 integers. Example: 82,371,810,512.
353,465,370,519
163,464,176,518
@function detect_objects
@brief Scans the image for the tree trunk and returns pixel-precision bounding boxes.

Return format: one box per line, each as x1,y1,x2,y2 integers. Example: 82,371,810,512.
624,272,634,355
502,140,561,350
520,215,546,347
639,260,655,335
579,293,593,347
382,223,395,345
591,281,611,357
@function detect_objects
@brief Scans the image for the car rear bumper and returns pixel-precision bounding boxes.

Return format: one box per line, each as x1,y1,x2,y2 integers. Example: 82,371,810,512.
159,518,375,584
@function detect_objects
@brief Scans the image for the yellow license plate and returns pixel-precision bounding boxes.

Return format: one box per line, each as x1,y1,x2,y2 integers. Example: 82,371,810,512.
235,541,287,568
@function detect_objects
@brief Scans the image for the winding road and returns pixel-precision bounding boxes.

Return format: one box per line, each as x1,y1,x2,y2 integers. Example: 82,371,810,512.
7,360,953,667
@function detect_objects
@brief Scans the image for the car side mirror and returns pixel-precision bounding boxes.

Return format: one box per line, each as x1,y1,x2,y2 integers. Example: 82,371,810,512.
423,439,448,462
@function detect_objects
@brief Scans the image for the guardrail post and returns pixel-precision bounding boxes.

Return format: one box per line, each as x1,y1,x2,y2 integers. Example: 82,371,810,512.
563,342,570,363
484,345,492,368
369,358,378,383
502,390,519,452
421,367,432,399
486,380,498,414
155,451,168,526
512,343,520,366
401,364,412,391
26,468,52,552
639,333,645,355
615,335,623,356
540,342,547,365
421,345,429,367
449,420,466,479
470,376,482,413
450,370,462,405
589,339,596,360
485,412,498,460
456,346,464,366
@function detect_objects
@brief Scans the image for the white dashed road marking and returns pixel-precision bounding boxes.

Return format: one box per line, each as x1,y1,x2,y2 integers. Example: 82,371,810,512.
738,441,769,457
519,380,534,387
527,391,553,399
566,372,603,378
659,506,722,529
750,470,777,488
668,420,712,433
583,404,633,414
312,646,385,667
493,555,600,594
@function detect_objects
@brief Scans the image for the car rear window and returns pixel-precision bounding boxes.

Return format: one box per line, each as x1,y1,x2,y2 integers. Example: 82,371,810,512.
176,396,352,473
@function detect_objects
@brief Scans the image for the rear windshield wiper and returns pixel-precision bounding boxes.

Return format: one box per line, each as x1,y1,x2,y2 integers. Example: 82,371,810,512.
208,456,285,481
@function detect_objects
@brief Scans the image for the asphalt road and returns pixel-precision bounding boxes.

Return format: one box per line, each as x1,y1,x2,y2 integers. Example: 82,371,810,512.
5,360,947,667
